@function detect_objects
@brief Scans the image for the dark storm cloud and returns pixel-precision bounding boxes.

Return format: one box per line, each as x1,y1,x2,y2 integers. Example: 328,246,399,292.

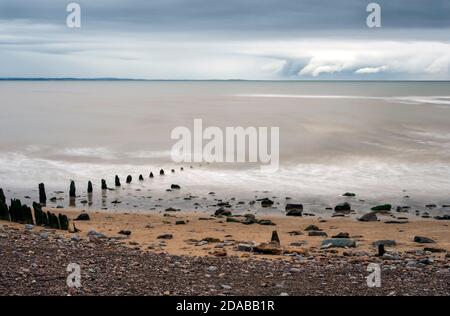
1,0,449,34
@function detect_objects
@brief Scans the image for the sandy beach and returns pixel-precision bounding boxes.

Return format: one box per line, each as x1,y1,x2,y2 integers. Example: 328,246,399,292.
1,207,449,258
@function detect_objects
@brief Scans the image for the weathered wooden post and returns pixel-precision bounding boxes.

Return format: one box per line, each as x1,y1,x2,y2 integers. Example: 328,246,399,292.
69,181,76,198
271,230,280,244
149,172,154,178
160,169,165,175
126,175,132,183
0,189,9,221
378,244,385,257
115,175,121,187
0,188,5,204
139,174,144,181
38,183,47,205
101,179,107,190
87,181,93,194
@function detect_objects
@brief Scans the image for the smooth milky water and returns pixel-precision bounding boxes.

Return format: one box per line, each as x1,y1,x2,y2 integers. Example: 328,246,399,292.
1,81,450,212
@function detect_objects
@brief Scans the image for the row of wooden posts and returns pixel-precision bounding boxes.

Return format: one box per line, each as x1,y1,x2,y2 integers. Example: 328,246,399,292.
39,168,176,204
0,188,69,230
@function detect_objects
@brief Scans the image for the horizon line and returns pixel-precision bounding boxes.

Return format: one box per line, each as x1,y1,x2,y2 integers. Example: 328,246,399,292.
1,77,450,83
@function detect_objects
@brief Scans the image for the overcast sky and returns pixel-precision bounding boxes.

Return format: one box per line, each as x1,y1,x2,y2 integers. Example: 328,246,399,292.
0,0,449,80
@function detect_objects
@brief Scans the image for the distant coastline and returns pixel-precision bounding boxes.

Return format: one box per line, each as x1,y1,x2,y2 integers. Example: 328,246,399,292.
1,78,450,82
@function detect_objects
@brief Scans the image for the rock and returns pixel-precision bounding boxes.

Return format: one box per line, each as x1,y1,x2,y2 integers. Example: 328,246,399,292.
171,184,181,190
237,243,254,252
414,236,436,244
371,204,392,212
175,220,186,225
71,234,81,242
87,181,93,194
221,284,231,290
38,183,47,205
226,217,241,223
342,192,356,197
160,169,165,175
358,212,378,222
202,237,222,243
434,215,450,220
373,240,397,247
212,250,227,257
207,266,217,272
165,207,180,212
378,245,385,257
260,198,274,208
424,247,446,253
87,229,106,239
149,172,154,178
101,179,107,190
332,232,350,239
118,230,131,236
24,224,34,231
425,204,437,209
126,175,132,184
69,181,76,198
258,219,276,226
308,231,328,237
157,233,173,239
305,225,320,231
75,213,90,221
334,202,351,213
285,204,303,216
254,242,282,255
322,239,356,248
215,208,232,217
139,175,144,181
271,231,280,244
288,231,303,236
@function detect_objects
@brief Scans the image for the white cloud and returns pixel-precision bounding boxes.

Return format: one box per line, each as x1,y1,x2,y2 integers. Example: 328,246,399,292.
355,66,388,74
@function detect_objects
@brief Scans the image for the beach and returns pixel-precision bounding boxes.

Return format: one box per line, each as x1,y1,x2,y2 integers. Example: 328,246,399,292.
1,209,449,296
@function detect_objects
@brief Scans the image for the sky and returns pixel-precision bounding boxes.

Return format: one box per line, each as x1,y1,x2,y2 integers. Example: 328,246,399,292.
0,0,449,80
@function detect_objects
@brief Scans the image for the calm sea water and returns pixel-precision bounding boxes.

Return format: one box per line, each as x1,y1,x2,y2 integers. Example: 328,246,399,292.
1,81,450,213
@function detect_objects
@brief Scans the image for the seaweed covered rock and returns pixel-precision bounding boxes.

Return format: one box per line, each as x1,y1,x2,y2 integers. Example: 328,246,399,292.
371,204,392,212
334,202,351,213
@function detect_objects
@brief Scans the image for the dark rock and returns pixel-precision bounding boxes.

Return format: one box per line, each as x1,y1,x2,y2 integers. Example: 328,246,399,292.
126,175,132,184
287,231,303,236
69,181,76,198
160,169,165,175
322,239,356,248
118,230,132,236
38,183,47,205
305,224,320,231
115,175,121,187
308,231,328,237
342,192,356,197
285,204,303,216
424,247,446,253
149,172,154,178
139,175,144,181
171,169,175,173
101,179,107,190
260,198,274,208
414,236,436,244
332,232,350,239
171,184,181,190
334,202,351,213
378,245,385,257
371,204,392,212
425,204,437,209
75,213,90,221
157,233,173,239
226,217,241,223
358,212,378,222
165,207,180,212
257,219,276,226
215,208,232,217
175,220,186,225
434,215,450,220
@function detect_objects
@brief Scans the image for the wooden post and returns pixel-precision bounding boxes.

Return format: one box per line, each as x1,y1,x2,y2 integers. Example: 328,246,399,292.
38,183,47,205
